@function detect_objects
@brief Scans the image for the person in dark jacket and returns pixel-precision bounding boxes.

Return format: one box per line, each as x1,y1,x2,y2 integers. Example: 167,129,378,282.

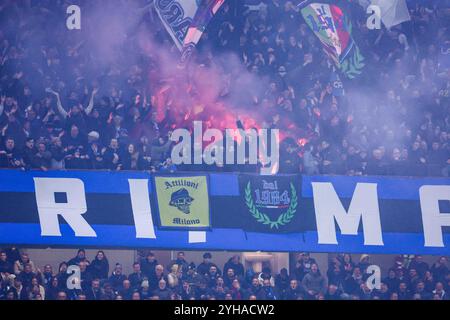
152,279,171,300
119,143,144,170
108,263,127,292
89,251,109,280
11,278,28,300
324,284,342,300
54,262,68,290
41,264,53,288
128,262,144,289
45,277,60,300
257,278,277,300
383,268,399,293
118,279,133,300
295,252,317,281
140,252,158,279
85,279,102,300
197,253,218,277
18,263,35,289
67,249,88,266
372,282,391,300
0,251,13,274
149,264,166,292
223,255,244,278
283,279,304,300
275,268,290,297
246,277,262,299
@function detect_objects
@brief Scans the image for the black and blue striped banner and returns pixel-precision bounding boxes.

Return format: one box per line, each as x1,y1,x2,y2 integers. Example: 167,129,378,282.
0,170,449,254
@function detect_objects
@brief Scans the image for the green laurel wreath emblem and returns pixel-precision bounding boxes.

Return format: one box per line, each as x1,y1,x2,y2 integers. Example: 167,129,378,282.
244,182,298,229
339,15,365,79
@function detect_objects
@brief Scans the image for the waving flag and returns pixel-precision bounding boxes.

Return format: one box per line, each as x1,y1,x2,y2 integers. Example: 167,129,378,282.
299,1,365,79
154,0,225,64
370,0,411,29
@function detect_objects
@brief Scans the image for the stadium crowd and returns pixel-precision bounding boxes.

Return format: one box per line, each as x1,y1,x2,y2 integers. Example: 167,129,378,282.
0,248,449,300
0,1,449,176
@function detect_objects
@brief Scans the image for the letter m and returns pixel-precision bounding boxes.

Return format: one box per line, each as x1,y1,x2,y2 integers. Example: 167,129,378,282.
312,182,383,245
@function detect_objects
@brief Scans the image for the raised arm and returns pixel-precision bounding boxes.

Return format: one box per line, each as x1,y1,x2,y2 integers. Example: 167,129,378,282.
84,88,99,115
46,88,68,119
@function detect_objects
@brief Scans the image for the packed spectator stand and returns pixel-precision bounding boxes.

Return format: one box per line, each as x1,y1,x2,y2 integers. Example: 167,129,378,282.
0,1,448,176
0,248,449,300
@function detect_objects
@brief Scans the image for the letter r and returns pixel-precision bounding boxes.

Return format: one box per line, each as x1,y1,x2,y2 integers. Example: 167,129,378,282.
34,178,96,237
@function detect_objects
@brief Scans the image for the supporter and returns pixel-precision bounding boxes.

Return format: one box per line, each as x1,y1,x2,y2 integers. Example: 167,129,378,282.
56,262,69,290
301,263,327,300
274,268,290,297
17,263,36,289
206,265,222,288
89,251,109,280
408,255,429,278
432,282,448,300
431,256,449,283
128,262,144,289
79,261,93,292
45,277,60,301
223,255,244,278
372,282,390,300
85,279,102,300
67,249,88,266
343,266,365,295
180,280,195,300
1,248,449,300
357,254,371,273
40,264,53,288
0,1,447,177
152,279,171,300
13,253,36,275
230,278,246,300
56,291,68,301
108,263,127,291
383,268,400,294
197,253,216,276
211,277,227,300
284,279,304,300
139,280,151,300
140,252,158,279
398,282,410,300
167,264,181,289
0,251,13,274
257,278,277,300
294,252,316,281
149,264,166,291
413,281,432,300
170,252,190,275
119,279,133,300
247,276,262,299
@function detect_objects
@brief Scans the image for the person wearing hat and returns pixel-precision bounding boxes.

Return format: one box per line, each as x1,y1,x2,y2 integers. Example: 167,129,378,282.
169,188,194,214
